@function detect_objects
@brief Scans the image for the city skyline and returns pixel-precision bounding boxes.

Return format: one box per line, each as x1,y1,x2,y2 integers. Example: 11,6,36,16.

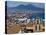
5,1,45,34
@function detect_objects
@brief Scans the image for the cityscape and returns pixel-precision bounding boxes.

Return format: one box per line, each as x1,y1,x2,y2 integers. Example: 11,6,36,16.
5,1,45,34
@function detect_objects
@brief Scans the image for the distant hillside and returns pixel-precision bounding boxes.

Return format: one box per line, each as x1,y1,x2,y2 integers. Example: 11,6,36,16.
6,4,44,13
16,4,44,11
6,4,45,19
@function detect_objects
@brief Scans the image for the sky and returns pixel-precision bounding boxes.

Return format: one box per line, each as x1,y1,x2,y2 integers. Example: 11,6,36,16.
7,1,45,8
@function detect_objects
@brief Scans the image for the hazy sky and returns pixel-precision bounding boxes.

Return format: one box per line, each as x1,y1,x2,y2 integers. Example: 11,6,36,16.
7,1,44,8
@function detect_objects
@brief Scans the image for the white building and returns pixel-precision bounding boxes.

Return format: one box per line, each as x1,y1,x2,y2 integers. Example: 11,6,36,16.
15,17,31,24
